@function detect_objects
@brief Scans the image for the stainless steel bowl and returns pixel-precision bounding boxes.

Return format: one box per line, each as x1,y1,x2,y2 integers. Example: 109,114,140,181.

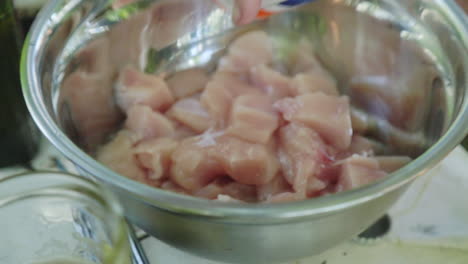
22,0,468,263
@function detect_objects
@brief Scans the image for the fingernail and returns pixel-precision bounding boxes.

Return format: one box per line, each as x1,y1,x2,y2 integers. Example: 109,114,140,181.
233,3,241,23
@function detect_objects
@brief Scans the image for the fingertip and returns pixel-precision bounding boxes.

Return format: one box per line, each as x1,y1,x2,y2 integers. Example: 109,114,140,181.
234,0,262,25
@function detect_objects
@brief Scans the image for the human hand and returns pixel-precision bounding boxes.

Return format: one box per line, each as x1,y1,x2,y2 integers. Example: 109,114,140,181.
233,0,262,25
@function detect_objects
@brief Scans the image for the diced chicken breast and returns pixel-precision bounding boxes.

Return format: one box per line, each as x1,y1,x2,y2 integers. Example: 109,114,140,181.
218,31,273,73
316,163,341,186
125,105,174,142
292,71,338,96
172,122,198,139
195,177,257,202
375,156,412,173
213,136,279,185
249,64,292,100
166,98,212,133
216,195,244,203
61,72,120,151
200,72,256,123
193,178,228,200
275,93,352,150
223,181,257,202
134,138,178,181
166,68,209,100
115,66,174,112
170,137,224,190
266,192,302,203
287,39,323,75
336,155,387,192
93,29,402,203
97,131,146,184
226,94,279,144
257,174,291,202
200,75,232,123
278,124,330,195
307,177,328,196
289,53,322,75
160,180,188,195
348,135,375,156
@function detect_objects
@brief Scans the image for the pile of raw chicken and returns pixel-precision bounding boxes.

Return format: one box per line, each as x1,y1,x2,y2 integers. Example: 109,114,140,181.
94,31,411,203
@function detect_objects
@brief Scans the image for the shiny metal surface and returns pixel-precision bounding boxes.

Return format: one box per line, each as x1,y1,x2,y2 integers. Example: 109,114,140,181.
21,0,468,263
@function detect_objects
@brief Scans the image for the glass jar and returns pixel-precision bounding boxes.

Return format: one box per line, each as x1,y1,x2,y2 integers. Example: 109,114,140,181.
0,171,132,264
0,0,40,167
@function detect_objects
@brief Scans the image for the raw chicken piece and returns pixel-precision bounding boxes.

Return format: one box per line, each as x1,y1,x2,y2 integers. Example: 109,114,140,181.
218,31,273,73
222,181,257,202
200,72,256,123
160,180,188,195
348,135,375,156
286,39,323,75
315,164,341,190
275,93,352,150
307,177,328,196
216,195,244,203
134,138,178,181
166,98,212,133
289,53,322,75
170,136,224,190
97,131,146,183
166,68,209,100
125,105,174,142
292,71,338,96
172,122,198,139
214,136,279,185
193,178,228,199
249,64,292,100
115,66,174,112
61,72,120,150
200,75,232,123
336,155,387,192
266,192,302,203
257,174,291,202
195,177,257,202
375,156,412,173
93,28,408,203
278,124,330,195
226,94,279,144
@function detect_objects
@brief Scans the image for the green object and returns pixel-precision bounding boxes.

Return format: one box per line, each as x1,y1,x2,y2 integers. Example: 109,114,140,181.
0,0,39,167
462,135,468,150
